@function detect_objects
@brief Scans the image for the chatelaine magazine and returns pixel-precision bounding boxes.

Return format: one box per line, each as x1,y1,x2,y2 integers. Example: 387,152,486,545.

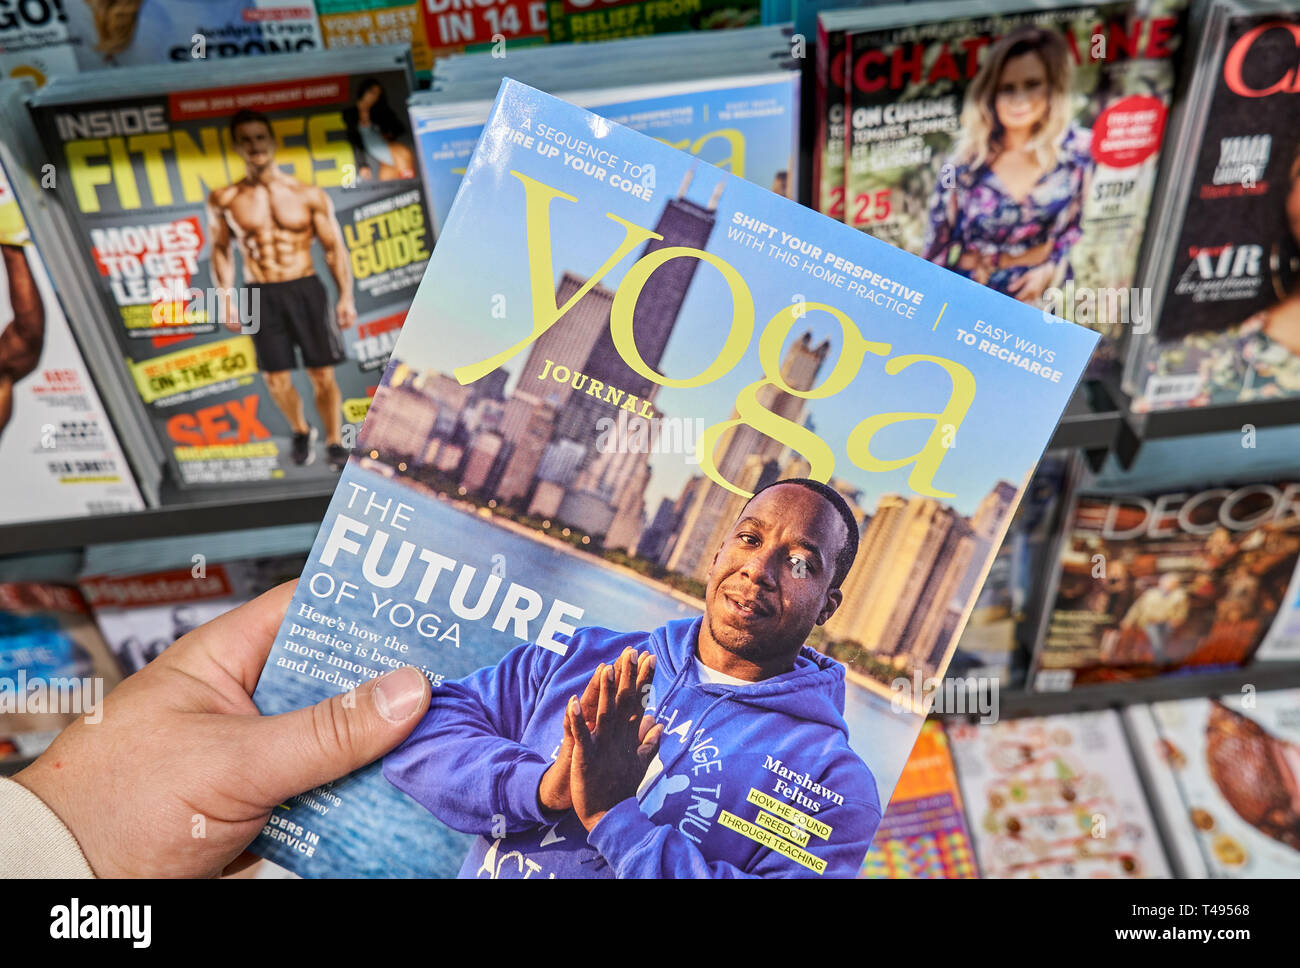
248,79,1096,878
842,1,1184,374
30,59,432,486
1133,10,1300,411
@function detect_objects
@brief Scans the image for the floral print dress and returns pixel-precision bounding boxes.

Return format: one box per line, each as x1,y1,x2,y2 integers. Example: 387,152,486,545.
1148,310,1300,407
923,124,1092,297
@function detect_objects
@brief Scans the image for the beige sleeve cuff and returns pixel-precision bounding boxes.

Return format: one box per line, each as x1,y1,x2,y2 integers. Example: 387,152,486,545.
0,776,95,878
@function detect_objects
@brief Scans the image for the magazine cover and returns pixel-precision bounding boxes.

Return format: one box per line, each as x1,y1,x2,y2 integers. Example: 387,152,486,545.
0,156,144,523
1131,7,1300,411
80,556,307,673
1030,479,1300,688
31,54,432,487
0,0,80,86
423,0,548,58
1149,691,1300,877
547,0,759,44
844,1,1184,373
1254,561,1300,660
315,1,434,76
951,455,1070,682
62,0,323,68
813,15,848,220
414,73,799,236
248,77,1096,878
1122,702,1209,876
860,719,977,877
948,710,1171,878
0,582,123,749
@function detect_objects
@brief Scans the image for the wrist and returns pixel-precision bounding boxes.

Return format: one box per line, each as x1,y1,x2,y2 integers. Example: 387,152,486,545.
536,762,570,815
498,755,556,828
9,768,98,877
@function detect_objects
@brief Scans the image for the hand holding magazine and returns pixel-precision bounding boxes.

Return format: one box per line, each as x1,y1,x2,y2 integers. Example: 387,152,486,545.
250,78,1099,878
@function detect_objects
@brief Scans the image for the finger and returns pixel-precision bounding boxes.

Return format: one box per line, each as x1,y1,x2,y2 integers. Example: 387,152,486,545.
235,664,431,806
555,696,577,763
637,723,664,767
634,651,656,711
595,661,616,733
579,664,602,727
569,696,595,758
614,647,637,719
637,712,657,745
165,580,299,696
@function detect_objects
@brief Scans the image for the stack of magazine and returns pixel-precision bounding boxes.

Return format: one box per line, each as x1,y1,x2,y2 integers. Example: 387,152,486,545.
0,581,123,770
78,525,316,673
1126,688,1300,877
547,0,761,44
817,0,1187,378
313,0,436,76
0,0,324,86
1125,0,1300,415
26,47,433,493
244,77,1097,878
413,26,800,235
0,81,155,516
1029,427,1300,689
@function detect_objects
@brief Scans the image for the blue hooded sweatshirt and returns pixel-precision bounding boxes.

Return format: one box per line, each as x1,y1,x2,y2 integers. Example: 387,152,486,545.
383,617,883,878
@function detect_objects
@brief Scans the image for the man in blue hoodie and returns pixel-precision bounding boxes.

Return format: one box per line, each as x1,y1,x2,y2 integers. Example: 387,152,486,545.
383,478,883,877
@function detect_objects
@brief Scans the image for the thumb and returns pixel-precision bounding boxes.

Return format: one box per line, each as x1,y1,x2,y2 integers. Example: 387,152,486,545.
242,665,431,806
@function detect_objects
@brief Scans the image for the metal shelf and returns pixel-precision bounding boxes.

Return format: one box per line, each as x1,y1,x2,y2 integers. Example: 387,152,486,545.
0,480,335,556
1135,395,1300,440
950,661,1300,722
1051,380,1123,454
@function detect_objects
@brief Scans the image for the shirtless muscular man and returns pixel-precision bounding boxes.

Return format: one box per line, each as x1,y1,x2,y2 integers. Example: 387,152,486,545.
0,244,44,443
208,108,356,470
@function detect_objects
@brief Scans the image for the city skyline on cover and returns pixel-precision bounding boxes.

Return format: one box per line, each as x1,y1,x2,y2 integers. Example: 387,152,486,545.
399,154,1074,520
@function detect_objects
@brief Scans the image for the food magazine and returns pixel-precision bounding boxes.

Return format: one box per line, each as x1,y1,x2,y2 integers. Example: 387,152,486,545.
249,78,1097,878
1030,478,1300,688
947,709,1170,878
1146,691,1300,876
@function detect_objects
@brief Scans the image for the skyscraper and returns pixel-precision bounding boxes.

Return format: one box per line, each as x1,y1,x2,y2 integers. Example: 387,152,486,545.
663,331,830,582
549,171,725,539
553,169,722,445
825,494,906,645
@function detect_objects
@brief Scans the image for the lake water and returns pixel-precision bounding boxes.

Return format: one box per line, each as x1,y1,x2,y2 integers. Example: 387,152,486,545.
252,463,920,877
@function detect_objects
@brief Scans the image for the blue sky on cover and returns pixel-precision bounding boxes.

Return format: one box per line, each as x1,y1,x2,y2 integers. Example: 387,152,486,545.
399,80,1099,518
415,75,798,231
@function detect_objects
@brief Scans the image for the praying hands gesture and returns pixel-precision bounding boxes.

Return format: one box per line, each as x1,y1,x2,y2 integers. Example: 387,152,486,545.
536,647,663,831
